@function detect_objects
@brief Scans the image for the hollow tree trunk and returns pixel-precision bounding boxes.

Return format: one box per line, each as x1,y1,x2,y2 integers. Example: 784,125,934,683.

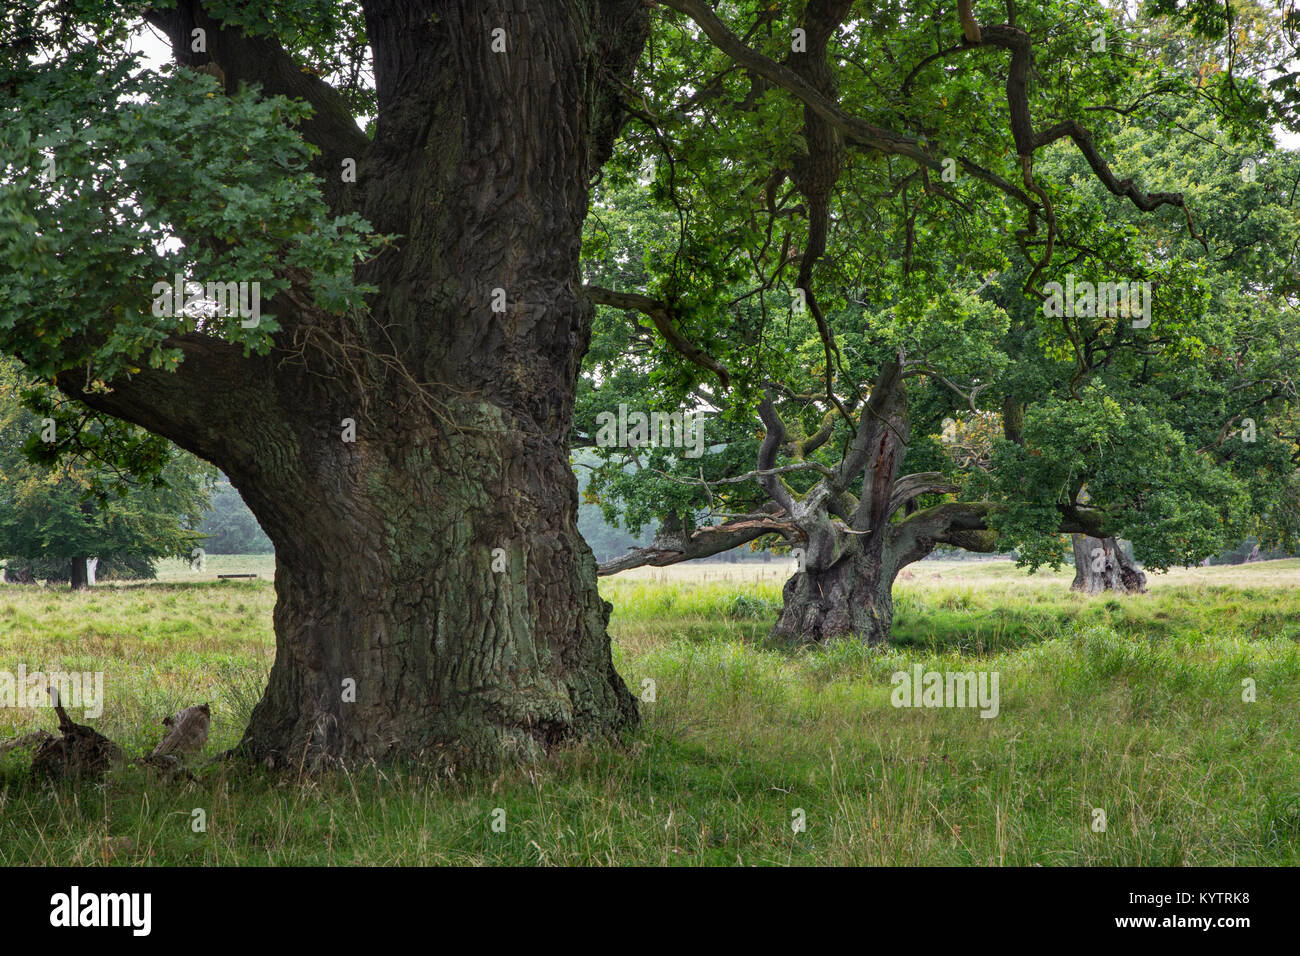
1070,535,1147,594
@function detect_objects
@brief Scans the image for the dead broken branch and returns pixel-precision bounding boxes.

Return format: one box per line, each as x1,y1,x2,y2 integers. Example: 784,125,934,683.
30,700,125,781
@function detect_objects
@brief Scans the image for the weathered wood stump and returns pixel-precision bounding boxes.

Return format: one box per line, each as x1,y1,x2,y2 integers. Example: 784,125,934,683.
30,703,124,781
141,704,211,780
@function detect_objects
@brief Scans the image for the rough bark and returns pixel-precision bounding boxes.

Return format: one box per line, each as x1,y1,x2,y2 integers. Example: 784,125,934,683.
770,360,915,644
53,0,650,770
235,413,638,769
1070,535,1147,594
772,548,899,644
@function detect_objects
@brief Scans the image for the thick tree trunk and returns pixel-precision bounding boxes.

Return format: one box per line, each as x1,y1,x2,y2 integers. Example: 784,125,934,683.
768,499,1001,645
232,2,646,770
768,361,917,645
58,0,650,770
236,410,636,770
69,557,90,591
771,547,899,644
1070,535,1147,594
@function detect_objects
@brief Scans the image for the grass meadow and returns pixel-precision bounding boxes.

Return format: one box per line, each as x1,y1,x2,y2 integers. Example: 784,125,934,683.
1,556,1298,865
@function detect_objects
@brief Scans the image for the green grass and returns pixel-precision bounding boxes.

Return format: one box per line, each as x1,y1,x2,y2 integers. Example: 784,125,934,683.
1,559,1298,865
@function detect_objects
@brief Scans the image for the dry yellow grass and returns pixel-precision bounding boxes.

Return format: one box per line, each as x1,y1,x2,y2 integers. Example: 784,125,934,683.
610,555,1300,590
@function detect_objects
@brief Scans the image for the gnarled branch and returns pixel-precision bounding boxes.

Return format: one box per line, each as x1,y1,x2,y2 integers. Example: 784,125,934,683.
887,471,959,518
597,512,800,574
585,285,731,388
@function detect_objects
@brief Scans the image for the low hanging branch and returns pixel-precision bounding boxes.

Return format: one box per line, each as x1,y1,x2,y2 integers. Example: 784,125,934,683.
597,511,802,574
891,498,1118,567
584,285,731,388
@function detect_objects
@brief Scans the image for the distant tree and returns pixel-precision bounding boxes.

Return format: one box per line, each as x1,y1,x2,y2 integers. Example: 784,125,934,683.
198,479,274,554
4,552,156,585
0,358,214,588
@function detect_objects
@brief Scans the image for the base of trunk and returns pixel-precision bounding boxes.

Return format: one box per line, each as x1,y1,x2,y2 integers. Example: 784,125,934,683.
235,553,638,772
1070,535,1147,594
231,409,638,773
771,553,894,644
